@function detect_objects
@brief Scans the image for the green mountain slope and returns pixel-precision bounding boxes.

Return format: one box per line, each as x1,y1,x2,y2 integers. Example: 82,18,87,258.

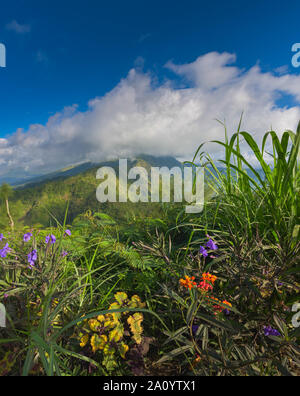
0,155,183,228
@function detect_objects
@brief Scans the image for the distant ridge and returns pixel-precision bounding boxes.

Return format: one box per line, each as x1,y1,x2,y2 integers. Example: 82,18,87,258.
1,154,267,228
9,154,265,190
13,155,183,189
13,162,96,188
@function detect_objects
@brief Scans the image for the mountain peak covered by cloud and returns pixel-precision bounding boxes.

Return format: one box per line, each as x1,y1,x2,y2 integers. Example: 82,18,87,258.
1,52,300,181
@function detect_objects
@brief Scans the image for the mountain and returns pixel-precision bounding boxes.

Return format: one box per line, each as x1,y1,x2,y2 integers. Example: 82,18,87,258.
13,162,97,188
0,172,42,186
0,154,265,229
13,155,183,189
0,155,184,228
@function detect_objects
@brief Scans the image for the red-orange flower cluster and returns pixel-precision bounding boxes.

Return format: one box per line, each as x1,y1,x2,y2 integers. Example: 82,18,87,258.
179,273,232,317
179,275,197,290
197,272,217,292
202,272,217,285
179,273,218,292
197,280,213,291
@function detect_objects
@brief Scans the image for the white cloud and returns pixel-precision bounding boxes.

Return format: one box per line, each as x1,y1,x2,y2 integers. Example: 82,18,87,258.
5,20,31,34
166,52,240,89
1,51,300,179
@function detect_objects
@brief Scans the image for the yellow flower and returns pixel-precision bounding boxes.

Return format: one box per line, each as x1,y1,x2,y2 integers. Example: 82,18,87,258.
119,343,129,359
127,313,143,344
88,319,101,332
108,302,122,320
90,334,107,353
130,295,146,308
114,292,128,305
104,313,119,328
109,302,120,310
79,334,89,348
109,324,124,342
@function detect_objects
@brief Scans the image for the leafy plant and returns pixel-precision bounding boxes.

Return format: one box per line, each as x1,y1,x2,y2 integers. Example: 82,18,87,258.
75,292,150,373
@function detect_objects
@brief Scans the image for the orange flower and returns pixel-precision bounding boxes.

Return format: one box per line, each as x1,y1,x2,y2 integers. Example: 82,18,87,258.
192,354,201,367
201,272,217,285
179,275,197,290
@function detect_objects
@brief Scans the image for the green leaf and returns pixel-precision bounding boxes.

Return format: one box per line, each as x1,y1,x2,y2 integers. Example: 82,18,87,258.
156,345,193,364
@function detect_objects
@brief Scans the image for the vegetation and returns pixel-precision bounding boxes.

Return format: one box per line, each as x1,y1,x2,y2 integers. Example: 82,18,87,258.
0,124,299,376
0,156,182,229
0,183,14,231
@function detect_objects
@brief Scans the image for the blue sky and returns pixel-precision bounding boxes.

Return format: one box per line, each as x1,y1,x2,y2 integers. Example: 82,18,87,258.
1,0,300,179
1,0,300,136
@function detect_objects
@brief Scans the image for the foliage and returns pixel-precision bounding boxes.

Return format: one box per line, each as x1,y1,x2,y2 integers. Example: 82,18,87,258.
0,123,299,376
75,292,148,373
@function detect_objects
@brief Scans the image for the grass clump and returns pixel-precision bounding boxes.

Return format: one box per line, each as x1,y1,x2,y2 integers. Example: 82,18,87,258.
0,122,299,376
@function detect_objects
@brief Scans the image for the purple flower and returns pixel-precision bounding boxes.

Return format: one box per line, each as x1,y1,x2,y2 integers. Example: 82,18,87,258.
223,309,230,315
199,246,208,257
0,243,11,258
192,325,199,335
263,326,281,337
23,232,32,242
64,229,71,237
28,249,37,268
4,293,8,299
0,233,4,241
61,250,68,257
206,239,218,251
45,234,56,244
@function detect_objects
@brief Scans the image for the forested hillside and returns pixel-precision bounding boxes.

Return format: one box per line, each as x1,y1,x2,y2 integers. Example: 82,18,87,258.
0,155,183,228
0,127,299,376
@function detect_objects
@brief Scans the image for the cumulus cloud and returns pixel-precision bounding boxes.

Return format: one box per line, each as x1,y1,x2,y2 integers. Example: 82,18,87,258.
5,20,31,34
1,51,300,179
